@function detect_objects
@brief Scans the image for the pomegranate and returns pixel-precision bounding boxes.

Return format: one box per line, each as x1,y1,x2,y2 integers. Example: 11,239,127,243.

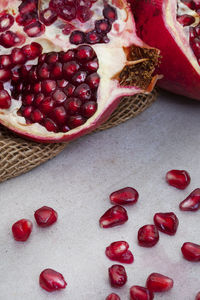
153,212,179,235
108,264,127,288
0,0,159,143
39,268,67,292
34,206,58,227
179,188,200,211
166,169,191,190
106,294,120,300
146,273,174,293
130,285,154,300
99,205,128,228
110,187,139,205
133,0,200,100
12,218,33,241
138,225,159,247
181,242,200,261
196,292,200,300
105,241,134,264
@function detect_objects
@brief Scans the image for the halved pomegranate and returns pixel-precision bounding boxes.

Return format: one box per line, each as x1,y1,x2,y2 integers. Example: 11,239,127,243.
0,0,159,143
133,0,200,100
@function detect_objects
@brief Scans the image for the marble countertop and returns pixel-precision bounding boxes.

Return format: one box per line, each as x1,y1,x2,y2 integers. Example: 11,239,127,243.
1,90,200,300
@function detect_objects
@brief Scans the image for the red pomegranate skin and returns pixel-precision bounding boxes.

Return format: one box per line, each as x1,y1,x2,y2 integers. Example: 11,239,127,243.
12,218,33,241
34,206,58,227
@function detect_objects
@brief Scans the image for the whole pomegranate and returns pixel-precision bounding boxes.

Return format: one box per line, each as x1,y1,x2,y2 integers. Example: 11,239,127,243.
132,0,200,100
0,0,159,143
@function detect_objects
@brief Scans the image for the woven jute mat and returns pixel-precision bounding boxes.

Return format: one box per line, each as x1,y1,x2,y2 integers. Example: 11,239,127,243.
0,91,157,183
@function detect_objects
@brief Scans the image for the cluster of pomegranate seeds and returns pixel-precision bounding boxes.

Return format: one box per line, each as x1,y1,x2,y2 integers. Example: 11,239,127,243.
166,169,191,189
138,225,159,247
12,218,33,241
130,285,154,300
108,264,127,288
106,293,120,300
179,188,200,211
34,206,58,227
110,187,139,205
181,242,200,261
106,241,134,264
146,273,174,293
99,205,128,228
39,268,67,292
153,212,179,235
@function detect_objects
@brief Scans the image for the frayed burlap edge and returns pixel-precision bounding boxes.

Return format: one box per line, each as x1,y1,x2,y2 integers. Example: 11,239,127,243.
0,90,157,183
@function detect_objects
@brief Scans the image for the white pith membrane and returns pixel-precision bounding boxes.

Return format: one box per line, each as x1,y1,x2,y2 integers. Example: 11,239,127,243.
164,0,200,73
0,0,158,142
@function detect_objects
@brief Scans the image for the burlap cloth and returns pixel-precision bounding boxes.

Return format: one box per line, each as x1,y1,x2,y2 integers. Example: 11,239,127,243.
0,91,157,183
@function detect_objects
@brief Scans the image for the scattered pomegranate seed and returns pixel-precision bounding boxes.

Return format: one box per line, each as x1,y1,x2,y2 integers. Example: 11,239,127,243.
12,219,33,242
138,225,159,247
70,30,85,45
166,169,191,189
130,285,154,300
81,101,97,118
0,90,11,109
146,273,174,293
110,187,139,205
153,212,179,235
179,188,200,211
108,264,127,288
39,268,67,292
181,242,200,262
99,205,128,228
40,8,57,26
106,293,121,300
196,292,200,300
24,21,45,38
34,206,58,227
0,14,14,32
103,5,117,23
105,241,134,264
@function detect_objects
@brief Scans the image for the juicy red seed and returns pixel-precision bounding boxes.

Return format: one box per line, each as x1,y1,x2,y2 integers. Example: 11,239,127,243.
0,55,12,68
62,124,70,132
181,242,200,261
0,14,14,32
22,106,34,118
22,94,34,105
43,118,58,132
106,294,121,300
34,206,58,227
51,62,63,79
22,42,43,60
38,53,46,64
0,69,11,82
179,188,200,211
11,70,20,82
138,225,159,247
34,93,44,106
16,11,37,27
40,97,54,114
84,58,99,72
49,0,64,9
65,98,82,114
12,219,33,242
177,14,195,26
64,83,75,97
130,286,154,300
196,292,200,300
85,30,101,44
153,212,179,235
52,106,67,124
106,241,129,258
60,50,75,62
76,5,93,23
110,187,139,205
99,205,128,228
70,30,85,45
86,73,100,89
24,21,45,38
37,63,50,79
11,48,27,65
103,5,117,22
0,90,11,109
53,89,67,103
72,71,87,85
166,169,191,189
39,268,67,292
117,250,134,264
19,0,37,14
29,66,38,81
146,273,174,293
46,52,59,64
81,101,97,117
31,109,44,123
108,264,127,288
63,61,80,77
0,30,20,48
40,8,57,26
57,79,68,88
68,114,86,128
62,23,74,35
95,19,111,34
42,80,57,94
76,45,95,61
33,82,42,93
59,4,76,21
74,83,91,101
19,65,32,77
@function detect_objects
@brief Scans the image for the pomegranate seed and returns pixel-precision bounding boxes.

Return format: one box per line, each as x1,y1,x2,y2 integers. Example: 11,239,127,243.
33,82,42,93
51,62,63,79
108,264,127,288
70,30,85,45
22,42,43,60
0,68,11,82
74,83,91,101
57,79,68,88
37,63,50,79
196,292,200,300
0,14,14,32
11,69,20,82
65,97,82,114
59,4,76,21
191,38,200,58
86,30,101,44
40,8,57,26
22,94,34,105
146,273,174,293
11,48,27,65
34,206,58,227
181,242,200,261
84,58,99,72
16,12,37,27
63,61,80,77
34,93,44,106
62,124,70,132
103,5,117,22
24,21,45,38
38,53,47,64
52,106,67,124
29,66,38,81
138,225,159,247
19,65,32,77
0,55,12,69
43,118,58,132
106,241,134,263
39,268,67,292
22,106,34,119
60,50,75,62
19,0,37,14
40,97,54,114
166,169,191,189
53,89,67,104
64,83,75,97
177,14,195,26
153,212,179,235
0,31,18,48
95,19,111,34
179,188,200,211
68,114,86,128
130,286,154,300
77,6,93,23
81,101,97,118
99,205,128,228
31,109,44,123
110,187,139,205
0,90,11,109
46,52,59,64
42,80,57,94
106,294,120,300
12,219,33,242
62,23,74,35
49,0,64,9
117,250,134,264
72,71,87,85
86,72,100,89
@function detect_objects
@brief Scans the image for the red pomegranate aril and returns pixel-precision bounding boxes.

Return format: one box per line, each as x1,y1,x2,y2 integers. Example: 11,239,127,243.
40,97,54,114
81,101,97,117
59,4,76,21
62,23,74,35
22,42,43,60
42,80,57,94
70,30,85,45
11,70,20,82
0,55,12,69
77,5,93,23
68,114,86,128
138,225,159,247
46,52,59,64
43,118,58,132
72,71,87,85
95,19,111,34
84,58,99,72
103,5,117,23
52,106,67,124
65,98,81,114
146,273,173,293
106,294,121,300
60,50,75,62
0,31,19,48
166,169,191,189
110,187,139,205
39,268,67,292
34,93,44,106
22,94,34,105
108,264,127,288
0,90,11,109
12,219,33,242
51,62,63,79
19,65,32,77
86,30,101,44
33,82,42,93
57,79,68,88
24,21,45,38
22,106,34,118
76,45,95,62
74,83,91,101
117,250,134,264
196,292,200,300
153,212,179,235
38,63,50,79
29,66,38,81
16,11,37,27
0,14,14,32
38,53,46,64
62,124,70,132
63,61,80,77
181,242,200,262
106,241,129,258
40,8,57,26
34,206,58,227
99,205,128,228
130,285,154,300
86,73,100,89
179,188,200,211
19,0,37,14
177,14,195,26
0,68,11,82
49,0,64,9
53,89,67,103
11,48,27,65
64,83,75,97
31,109,44,123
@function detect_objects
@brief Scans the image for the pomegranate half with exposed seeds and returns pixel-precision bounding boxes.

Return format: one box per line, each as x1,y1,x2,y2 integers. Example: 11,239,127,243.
0,0,159,143
133,0,200,100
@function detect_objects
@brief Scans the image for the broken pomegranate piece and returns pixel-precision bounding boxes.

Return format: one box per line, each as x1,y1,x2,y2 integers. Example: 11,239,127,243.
153,212,179,235
130,285,154,300
99,205,128,228
108,264,127,288
34,206,58,227
105,241,134,264
166,169,191,189
110,187,139,205
146,273,174,293
39,268,67,292
179,188,200,211
181,242,200,261
138,225,159,247
12,218,33,242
